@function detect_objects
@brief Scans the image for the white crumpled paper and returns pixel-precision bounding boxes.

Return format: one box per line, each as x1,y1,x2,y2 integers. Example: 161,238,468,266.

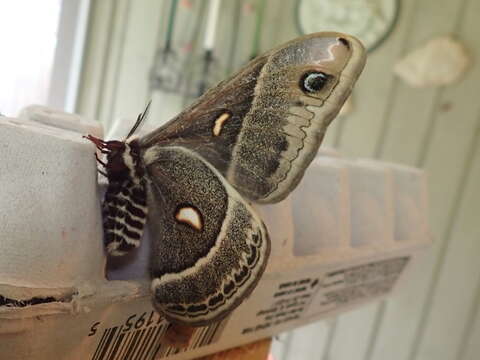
394,36,471,87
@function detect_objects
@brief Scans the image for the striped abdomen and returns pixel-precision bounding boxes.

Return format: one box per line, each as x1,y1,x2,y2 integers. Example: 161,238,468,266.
103,179,147,256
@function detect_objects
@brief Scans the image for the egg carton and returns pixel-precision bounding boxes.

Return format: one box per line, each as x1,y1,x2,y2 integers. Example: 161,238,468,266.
0,106,431,360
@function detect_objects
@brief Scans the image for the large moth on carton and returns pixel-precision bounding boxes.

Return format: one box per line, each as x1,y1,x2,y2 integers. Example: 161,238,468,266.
86,33,366,327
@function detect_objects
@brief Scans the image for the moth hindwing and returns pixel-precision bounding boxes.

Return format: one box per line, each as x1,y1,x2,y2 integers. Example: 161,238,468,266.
145,146,270,326
86,32,366,327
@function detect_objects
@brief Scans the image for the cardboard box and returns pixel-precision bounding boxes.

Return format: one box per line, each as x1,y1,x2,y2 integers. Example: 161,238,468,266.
0,107,431,359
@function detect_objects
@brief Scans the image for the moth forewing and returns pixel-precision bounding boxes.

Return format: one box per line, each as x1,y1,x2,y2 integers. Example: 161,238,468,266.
227,33,366,203
138,32,366,204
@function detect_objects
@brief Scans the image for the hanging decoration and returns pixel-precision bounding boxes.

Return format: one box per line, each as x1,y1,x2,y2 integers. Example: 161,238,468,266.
149,0,181,93
196,0,222,96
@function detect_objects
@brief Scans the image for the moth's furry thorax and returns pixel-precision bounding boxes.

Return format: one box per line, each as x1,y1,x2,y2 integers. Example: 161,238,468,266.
106,138,144,184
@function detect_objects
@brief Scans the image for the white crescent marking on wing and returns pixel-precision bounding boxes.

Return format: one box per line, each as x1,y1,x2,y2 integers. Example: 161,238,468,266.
175,206,203,231
213,112,231,136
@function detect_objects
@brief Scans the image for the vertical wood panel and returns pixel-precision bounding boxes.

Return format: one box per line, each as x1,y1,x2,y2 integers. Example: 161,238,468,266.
416,109,480,360
282,321,331,360
270,332,292,360
335,0,417,158
110,0,164,126
379,0,467,165
262,0,297,52
409,0,480,357
365,0,472,359
323,304,379,360
462,275,480,360
317,0,421,358
76,0,116,119
97,0,130,128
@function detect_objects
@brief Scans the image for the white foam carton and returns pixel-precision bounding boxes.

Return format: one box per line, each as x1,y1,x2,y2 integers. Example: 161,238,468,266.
0,107,431,359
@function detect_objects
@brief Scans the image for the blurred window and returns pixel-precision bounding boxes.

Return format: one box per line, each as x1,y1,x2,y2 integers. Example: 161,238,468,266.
0,0,89,116
0,0,61,116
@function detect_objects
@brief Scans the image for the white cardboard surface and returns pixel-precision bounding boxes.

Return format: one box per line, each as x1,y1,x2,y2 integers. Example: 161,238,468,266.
0,110,105,290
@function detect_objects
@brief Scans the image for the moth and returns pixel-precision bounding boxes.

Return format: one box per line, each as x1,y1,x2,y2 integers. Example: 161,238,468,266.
86,32,366,327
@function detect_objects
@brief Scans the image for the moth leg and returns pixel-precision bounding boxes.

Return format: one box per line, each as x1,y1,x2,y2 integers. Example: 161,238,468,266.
95,152,107,167
97,169,108,177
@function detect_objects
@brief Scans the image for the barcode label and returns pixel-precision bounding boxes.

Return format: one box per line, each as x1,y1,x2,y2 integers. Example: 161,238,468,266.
91,316,227,360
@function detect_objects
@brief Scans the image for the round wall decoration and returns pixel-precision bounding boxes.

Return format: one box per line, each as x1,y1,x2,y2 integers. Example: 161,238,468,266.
296,0,400,52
